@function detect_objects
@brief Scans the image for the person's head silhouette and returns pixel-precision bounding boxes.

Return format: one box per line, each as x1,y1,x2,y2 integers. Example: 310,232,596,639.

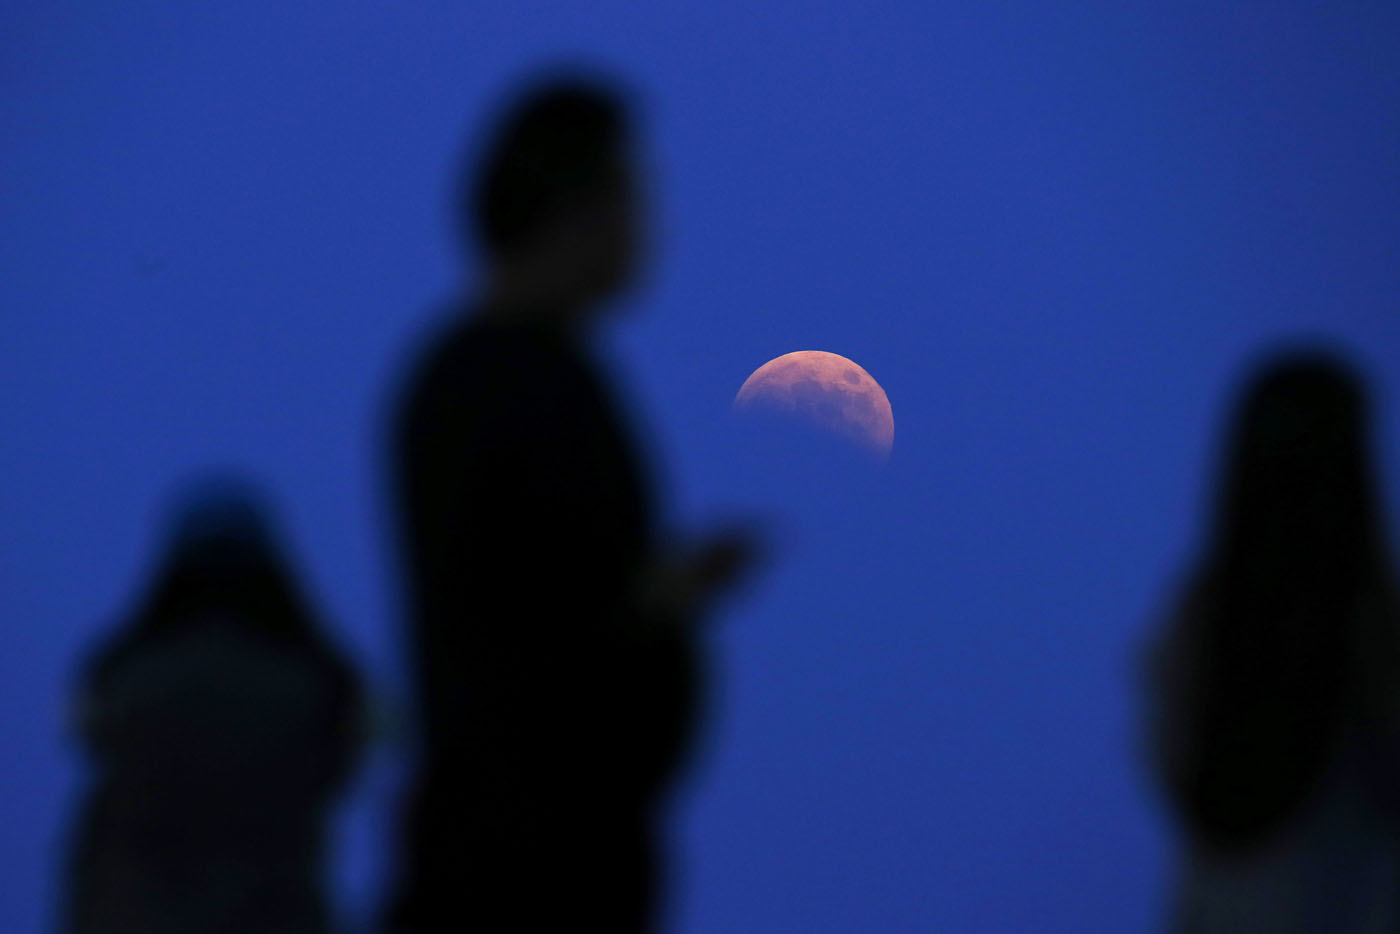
462,75,640,323
107,474,320,657
1214,353,1379,575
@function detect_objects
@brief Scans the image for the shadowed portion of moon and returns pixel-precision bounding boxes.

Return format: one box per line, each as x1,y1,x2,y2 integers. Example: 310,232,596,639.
734,351,894,459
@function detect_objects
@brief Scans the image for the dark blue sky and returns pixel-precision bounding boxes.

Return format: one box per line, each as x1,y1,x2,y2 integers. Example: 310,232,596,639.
6,3,1400,931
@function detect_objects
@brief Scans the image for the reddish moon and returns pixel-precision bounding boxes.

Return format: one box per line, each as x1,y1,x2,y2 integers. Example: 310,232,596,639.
734,351,894,459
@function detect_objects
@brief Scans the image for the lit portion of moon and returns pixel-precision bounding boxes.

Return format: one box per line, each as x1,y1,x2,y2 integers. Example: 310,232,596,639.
734,351,894,459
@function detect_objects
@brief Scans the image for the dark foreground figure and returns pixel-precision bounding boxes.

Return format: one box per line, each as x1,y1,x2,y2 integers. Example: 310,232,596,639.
64,480,364,934
1145,352,1400,932
388,77,750,932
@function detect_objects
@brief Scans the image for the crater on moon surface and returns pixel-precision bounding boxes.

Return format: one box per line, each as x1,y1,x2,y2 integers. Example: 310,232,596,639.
734,351,893,459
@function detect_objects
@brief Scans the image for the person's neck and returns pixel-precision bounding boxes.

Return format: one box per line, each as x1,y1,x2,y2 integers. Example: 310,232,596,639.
478,258,596,335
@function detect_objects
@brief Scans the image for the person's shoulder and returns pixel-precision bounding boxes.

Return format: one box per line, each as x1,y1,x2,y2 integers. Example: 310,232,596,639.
400,310,487,391
393,309,498,427
407,312,577,398
393,312,591,456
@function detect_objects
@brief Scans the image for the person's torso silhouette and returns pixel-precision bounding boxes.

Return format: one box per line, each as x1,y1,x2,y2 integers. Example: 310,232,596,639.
393,312,698,931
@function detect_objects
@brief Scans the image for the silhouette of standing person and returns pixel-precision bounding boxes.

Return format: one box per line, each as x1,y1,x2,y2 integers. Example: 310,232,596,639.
1144,353,1400,932
387,75,752,933
64,478,365,934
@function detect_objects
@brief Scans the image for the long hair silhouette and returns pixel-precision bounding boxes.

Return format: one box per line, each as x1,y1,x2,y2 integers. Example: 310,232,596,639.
1175,352,1393,851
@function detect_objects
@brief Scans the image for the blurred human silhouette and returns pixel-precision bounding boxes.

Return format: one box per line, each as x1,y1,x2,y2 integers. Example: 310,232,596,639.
64,478,365,934
1144,352,1400,932
387,74,753,932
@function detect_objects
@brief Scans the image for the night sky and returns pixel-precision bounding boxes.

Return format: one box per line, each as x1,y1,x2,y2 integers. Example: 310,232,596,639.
6,3,1400,931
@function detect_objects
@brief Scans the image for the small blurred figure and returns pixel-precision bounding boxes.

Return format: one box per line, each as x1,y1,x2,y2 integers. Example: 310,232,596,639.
387,74,753,932
64,478,365,934
1144,352,1400,932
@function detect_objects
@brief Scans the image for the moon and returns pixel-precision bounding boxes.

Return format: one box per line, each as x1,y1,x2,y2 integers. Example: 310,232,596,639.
734,351,894,459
